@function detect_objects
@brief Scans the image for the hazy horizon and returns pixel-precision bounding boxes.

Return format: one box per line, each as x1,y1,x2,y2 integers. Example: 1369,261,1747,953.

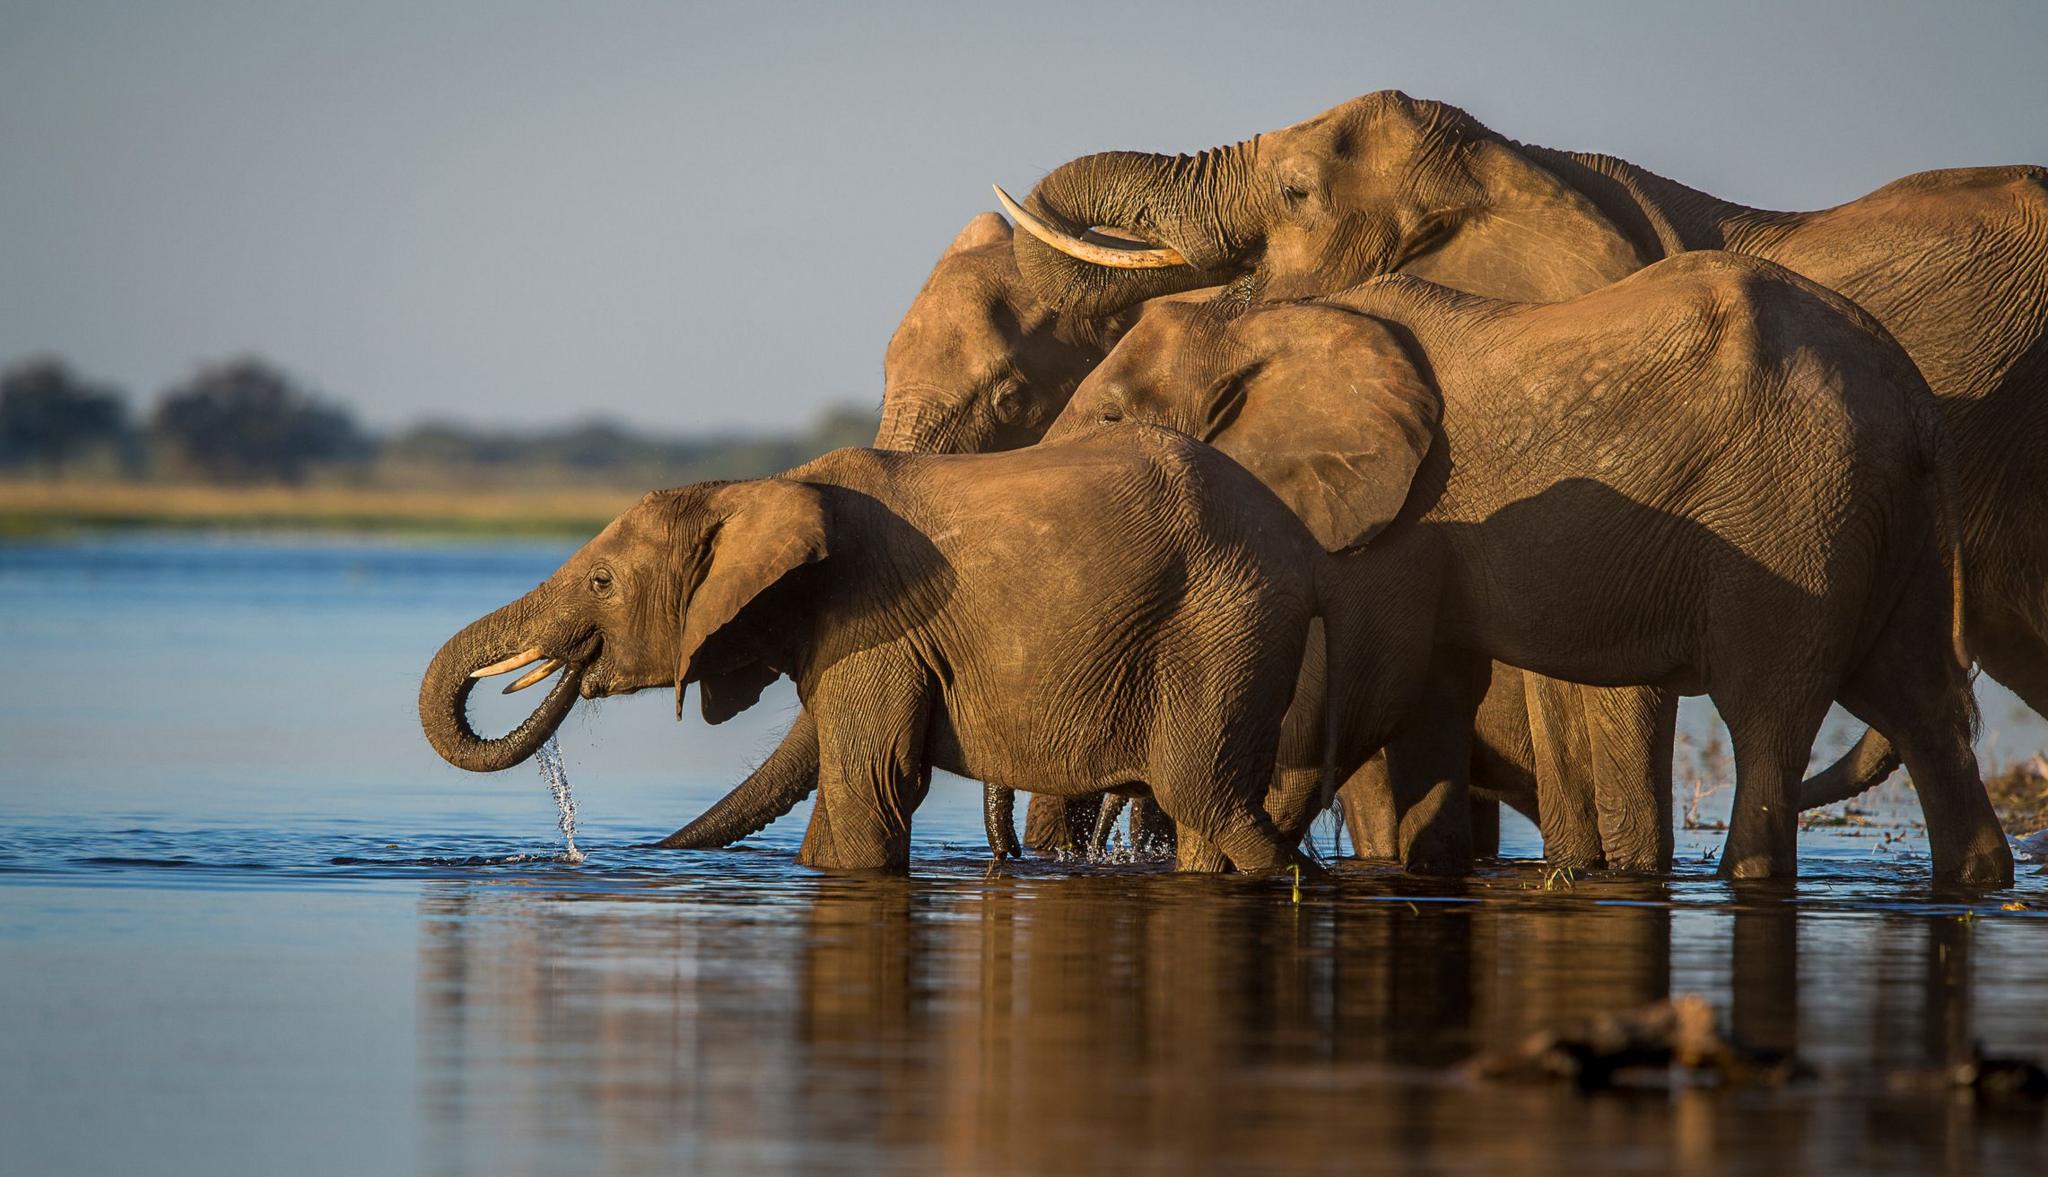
3,0,2044,433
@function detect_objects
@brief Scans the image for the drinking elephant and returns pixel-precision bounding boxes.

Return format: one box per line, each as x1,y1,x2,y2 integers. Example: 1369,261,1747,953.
419,425,1335,873
1041,252,2013,886
1004,89,2048,831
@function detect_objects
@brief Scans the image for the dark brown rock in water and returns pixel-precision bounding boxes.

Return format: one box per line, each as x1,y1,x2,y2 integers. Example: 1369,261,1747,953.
1463,994,1804,1091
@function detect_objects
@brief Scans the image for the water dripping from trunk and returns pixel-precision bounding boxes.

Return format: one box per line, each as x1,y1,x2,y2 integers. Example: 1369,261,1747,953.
535,737,584,864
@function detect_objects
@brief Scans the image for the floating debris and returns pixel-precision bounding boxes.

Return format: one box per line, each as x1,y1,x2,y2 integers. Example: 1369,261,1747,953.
1462,994,1804,1091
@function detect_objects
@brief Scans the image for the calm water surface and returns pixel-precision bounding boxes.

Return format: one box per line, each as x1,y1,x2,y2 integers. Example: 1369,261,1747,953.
2,534,2044,1175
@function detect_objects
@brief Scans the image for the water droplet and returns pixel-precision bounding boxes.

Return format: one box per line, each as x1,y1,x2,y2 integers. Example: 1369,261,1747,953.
535,737,584,864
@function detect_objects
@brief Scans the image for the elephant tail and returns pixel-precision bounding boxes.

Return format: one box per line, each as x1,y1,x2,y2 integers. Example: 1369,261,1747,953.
654,709,821,848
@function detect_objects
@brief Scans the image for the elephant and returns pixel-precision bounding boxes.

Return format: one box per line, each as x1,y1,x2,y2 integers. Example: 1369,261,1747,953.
1003,89,2048,853
655,211,1603,869
419,425,1335,874
1041,251,2014,886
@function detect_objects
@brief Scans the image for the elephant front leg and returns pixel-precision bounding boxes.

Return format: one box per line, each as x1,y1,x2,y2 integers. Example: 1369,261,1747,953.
1587,684,1677,873
1384,655,1488,877
796,652,935,873
1524,673,1604,872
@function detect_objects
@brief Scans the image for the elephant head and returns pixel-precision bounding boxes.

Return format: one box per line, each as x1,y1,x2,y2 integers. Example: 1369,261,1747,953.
1045,297,1440,552
876,212,1120,454
419,480,828,772
1004,91,1647,318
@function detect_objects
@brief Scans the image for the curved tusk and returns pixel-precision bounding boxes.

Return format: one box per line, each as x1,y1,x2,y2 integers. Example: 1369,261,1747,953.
502,658,563,695
993,184,1188,270
471,647,545,679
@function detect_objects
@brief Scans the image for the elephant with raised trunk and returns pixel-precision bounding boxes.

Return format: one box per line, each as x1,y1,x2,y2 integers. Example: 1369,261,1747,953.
1044,252,2012,886
421,426,1336,874
1005,89,2048,858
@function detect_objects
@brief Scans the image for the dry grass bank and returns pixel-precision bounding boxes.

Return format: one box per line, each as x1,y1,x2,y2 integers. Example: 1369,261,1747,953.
0,479,645,537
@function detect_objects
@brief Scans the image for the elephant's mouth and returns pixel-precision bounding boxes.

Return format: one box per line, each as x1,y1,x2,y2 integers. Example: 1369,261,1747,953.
449,633,603,758
471,632,603,698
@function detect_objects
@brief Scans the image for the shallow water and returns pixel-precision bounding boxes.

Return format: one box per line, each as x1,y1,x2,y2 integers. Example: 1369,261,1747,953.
2,534,2045,1175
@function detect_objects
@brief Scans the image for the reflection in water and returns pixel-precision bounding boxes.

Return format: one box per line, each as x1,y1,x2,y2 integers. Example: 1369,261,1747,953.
414,868,2046,1173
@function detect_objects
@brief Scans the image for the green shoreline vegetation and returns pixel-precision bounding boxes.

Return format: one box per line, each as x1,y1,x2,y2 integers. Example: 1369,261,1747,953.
1,354,877,539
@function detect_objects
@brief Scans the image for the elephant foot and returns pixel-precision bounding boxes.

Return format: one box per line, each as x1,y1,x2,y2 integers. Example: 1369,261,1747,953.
1400,820,1475,878
1715,852,1795,881
1934,839,2016,891
797,806,911,873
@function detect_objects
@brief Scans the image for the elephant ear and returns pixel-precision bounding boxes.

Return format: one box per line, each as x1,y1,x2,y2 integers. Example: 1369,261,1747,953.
675,479,831,723
1399,139,1648,302
943,211,1013,258
1206,304,1439,552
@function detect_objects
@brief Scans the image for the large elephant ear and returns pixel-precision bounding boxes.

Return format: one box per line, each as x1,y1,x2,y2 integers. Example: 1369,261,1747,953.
675,479,830,722
1207,303,1440,552
1399,139,1648,302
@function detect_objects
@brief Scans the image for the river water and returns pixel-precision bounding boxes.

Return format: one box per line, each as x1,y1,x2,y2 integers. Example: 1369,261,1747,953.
1,534,2043,1174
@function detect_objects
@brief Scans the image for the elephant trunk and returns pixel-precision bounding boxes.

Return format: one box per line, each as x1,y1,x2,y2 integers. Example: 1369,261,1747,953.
875,391,983,454
656,709,822,847
1013,142,1263,318
418,598,586,773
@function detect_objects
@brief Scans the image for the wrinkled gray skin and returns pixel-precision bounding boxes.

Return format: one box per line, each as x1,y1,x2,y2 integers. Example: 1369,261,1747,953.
1015,90,2048,863
423,428,1331,874
1044,253,2013,887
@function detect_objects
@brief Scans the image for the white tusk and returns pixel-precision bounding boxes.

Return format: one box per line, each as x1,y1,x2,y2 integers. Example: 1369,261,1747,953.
502,658,563,694
992,184,1189,270
471,647,545,679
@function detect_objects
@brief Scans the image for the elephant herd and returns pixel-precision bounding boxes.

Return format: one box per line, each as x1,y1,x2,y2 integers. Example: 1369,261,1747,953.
423,91,2048,888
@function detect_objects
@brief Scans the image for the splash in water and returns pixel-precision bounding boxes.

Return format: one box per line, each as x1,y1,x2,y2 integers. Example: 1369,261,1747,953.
535,737,585,864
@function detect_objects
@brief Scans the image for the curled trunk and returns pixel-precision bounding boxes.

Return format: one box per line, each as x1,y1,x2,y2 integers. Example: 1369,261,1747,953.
1013,144,1260,319
419,600,583,773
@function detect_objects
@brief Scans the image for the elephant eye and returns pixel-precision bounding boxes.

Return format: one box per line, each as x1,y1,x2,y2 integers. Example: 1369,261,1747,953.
590,567,614,595
1279,182,1309,205
1099,408,1124,424
991,383,1025,424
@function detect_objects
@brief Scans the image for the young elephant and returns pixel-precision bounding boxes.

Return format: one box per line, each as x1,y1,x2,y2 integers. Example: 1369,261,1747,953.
1046,251,2014,886
418,426,1327,873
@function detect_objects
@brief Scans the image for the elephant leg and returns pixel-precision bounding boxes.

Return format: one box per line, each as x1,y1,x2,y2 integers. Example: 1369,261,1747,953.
1338,756,1400,860
796,654,934,873
1468,662,1536,859
1089,793,1130,855
1523,674,1604,872
1129,798,1177,856
1835,572,2013,887
1717,700,1819,882
1263,763,1328,850
1384,654,1488,877
984,785,1022,860
657,707,820,848
1174,827,1229,871
1022,794,1097,855
1587,685,1677,873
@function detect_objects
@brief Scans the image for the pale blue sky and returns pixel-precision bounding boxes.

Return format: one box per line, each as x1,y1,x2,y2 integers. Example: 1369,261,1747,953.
2,0,2043,432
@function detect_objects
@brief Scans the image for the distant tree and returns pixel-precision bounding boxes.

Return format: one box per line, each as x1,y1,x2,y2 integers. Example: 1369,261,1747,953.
150,358,370,483
0,358,131,475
